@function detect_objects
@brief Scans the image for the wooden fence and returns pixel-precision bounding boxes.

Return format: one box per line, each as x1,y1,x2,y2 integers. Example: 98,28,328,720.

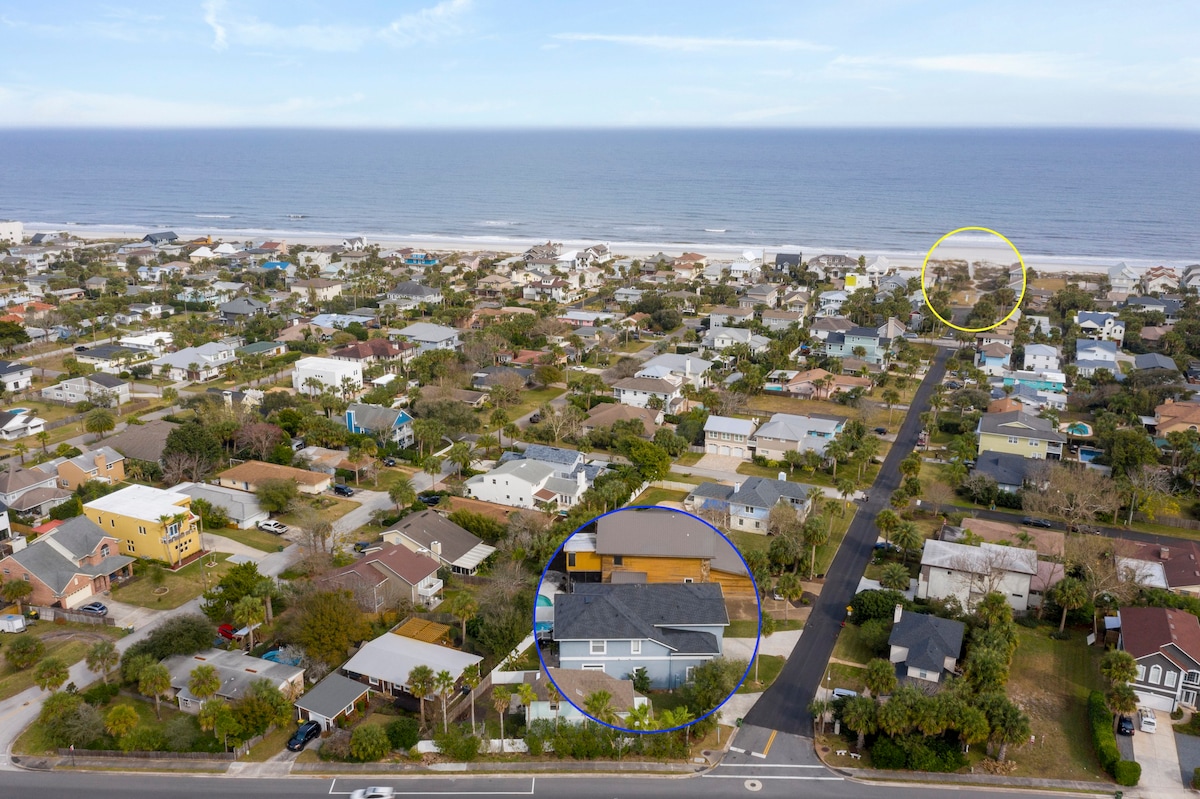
1133,513,1200,531
28,605,116,626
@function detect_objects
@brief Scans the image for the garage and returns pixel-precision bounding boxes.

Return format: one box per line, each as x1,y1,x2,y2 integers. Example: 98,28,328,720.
719,446,730,456
733,447,744,458
1135,690,1176,712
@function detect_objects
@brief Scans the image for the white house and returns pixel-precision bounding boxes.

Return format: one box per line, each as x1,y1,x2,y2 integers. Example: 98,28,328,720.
1023,343,1061,373
293,357,364,396
1074,339,1120,379
1074,311,1125,343
703,327,771,354
464,459,588,510
1109,262,1141,294
637,353,712,389
0,360,34,392
917,539,1038,613
816,290,848,317
150,342,238,382
40,374,131,406
704,416,757,459
119,332,174,358
394,322,461,353
611,374,683,411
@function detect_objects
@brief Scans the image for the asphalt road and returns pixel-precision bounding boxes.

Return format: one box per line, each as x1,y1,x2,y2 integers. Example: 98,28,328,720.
0,769,1091,799
960,505,1198,549
743,347,952,736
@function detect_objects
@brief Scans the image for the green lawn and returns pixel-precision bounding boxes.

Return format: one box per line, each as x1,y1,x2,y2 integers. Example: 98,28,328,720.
507,387,568,424
831,623,877,666
825,663,867,694
727,618,802,638
728,530,770,556
112,552,234,609
632,487,688,506
16,694,222,756
207,526,284,553
813,509,855,577
278,495,360,529
676,452,703,466
0,639,92,701
243,725,292,761
1006,626,1107,782
664,471,703,485
739,655,785,693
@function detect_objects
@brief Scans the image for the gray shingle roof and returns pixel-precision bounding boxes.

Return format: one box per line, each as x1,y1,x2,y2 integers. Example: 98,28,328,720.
973,451,1034,487
294,672,370,718
555,583,728,648
977,410,1067,443
385,510,495,569
731,477,818,510
595,507,717,559
7,516,133,594
523,444,582,468
888,611,965,673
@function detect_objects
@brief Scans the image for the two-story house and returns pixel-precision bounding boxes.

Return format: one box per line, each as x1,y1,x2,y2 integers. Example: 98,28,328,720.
888,605,965,684
750,412,846,458
1074,339,1121,379
1023,344,1061,373
703,416,757,460
638,354,712,389
760,309,804,331
703,326,771,354
382,510,497,576
386,281,444,308
394,322,461,353
917,539,1038,612
707,306,755,327
611,374,684,411
739,284,779,309
684,477,816,534
345,403,414,447
976,410,1065,460
150,342,239,382
1118,606,1200,712
823,326,891,366
292,356,363,396
40,373,131,407
83,484,200,566
464,459,588,510
0,467,71,516
0,516,134,609
317,543,443,611
976,343,1013,377
564,507,754,598
35,446,125,491
0,360,33,392
1074,311,1126,343
290,278,343,304
816,290,848,317
553,582,729,690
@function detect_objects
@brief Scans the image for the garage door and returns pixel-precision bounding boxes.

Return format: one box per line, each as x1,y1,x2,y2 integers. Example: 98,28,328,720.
708,444,717,455
1134,690,1175,712
733,447,744,458
719,446,730,456
64,585,94,608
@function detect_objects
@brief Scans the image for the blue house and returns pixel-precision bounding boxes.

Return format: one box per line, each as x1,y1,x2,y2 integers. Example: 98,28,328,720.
404,253,439,266
823,327,891,365
553,583,729,690
345,403,414,447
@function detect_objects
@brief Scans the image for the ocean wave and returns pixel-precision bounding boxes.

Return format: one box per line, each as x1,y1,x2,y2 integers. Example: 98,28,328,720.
478,220,520,227
195,214,233,219
704,228,727,233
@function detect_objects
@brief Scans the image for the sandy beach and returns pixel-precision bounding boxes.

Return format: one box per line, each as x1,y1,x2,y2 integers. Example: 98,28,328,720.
25,222,1193,278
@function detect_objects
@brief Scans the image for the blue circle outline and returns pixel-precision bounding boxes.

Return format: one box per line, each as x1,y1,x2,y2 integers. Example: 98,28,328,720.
533,505,762,735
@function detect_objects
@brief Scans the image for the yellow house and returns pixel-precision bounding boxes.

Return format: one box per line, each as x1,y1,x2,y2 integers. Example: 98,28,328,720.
976,410,1066,460
83,484,201,566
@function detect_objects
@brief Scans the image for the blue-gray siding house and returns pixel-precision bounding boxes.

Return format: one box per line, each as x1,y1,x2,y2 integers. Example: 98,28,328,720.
553,583,729,690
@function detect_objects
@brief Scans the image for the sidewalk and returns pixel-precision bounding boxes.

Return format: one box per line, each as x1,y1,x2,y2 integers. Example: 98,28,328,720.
837,765,1117,794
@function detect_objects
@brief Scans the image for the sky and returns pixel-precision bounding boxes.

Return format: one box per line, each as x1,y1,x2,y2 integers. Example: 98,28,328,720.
0,1,1197,128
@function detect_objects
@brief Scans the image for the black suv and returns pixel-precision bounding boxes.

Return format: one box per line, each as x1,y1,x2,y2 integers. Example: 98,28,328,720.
333,484,355,497
1022,517,1054,528
287,720,321,751
1117,715,1135,736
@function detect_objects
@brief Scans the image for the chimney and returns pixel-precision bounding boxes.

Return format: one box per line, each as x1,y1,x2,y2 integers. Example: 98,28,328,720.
431,541,442,556
1161,547,1171,560
778,472,787,481
733,481,741,494
894,604,904,624
685,357,692,378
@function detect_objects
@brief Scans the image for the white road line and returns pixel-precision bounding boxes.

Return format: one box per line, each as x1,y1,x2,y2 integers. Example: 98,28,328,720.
750,751,767,759
714,772,844,781
729,746,746,753
329,778,537,796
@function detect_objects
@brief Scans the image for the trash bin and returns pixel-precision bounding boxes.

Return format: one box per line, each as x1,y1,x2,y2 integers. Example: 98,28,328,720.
277,545,285,552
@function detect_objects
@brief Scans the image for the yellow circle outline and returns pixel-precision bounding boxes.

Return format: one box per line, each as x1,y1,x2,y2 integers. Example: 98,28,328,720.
919,227,1026,333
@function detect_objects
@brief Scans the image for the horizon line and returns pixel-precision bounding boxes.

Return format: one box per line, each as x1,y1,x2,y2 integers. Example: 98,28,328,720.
0,124,1198,133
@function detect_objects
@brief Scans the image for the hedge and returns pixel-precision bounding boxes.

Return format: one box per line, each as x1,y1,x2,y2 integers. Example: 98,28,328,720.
1087,690,1120,776
1114,760,1141,787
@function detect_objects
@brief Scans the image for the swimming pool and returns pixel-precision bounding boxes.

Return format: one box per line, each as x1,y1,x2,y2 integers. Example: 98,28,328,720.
6,408,29,415
535,593,554,633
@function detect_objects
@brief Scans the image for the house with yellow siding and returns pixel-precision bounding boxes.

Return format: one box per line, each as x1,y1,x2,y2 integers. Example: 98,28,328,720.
976,410,1065,460
565,507,754,600
83,484,201,566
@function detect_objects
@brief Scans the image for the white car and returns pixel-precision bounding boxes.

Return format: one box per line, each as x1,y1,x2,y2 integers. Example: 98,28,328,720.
256,520,289,535
350,789,395,799
1139,708,1157,733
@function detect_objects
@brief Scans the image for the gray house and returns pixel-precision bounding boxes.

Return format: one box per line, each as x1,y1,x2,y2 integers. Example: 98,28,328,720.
1119,605,1200,712
887,605,965,684
553,583,729,690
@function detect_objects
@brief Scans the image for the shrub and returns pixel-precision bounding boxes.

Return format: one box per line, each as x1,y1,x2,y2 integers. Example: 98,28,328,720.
1173,708,1185,721
850,590,909,625
81,682,120,706
1114,760,1141,786
434,723,482,761
858,618,893,657
385,717,420,751
1193,766,1200,789
870,735,906,769
1087,690,1120,775
120,725,167,753
318,731,352,761
6,635,45,669
349,724,391,762
1049,630,1071,640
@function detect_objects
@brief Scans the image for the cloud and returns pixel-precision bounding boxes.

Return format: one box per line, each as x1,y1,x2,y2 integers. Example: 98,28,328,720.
201,0,470,52
553,33,830,53
830,52,1080,81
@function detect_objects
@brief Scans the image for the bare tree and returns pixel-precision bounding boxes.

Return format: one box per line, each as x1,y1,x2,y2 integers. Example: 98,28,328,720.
924,481,955,517
162,451,210,483
235,422,283,461
1124,465,1174,526
539,402,585,444
1020,463,1119,532
1064,535,1142,636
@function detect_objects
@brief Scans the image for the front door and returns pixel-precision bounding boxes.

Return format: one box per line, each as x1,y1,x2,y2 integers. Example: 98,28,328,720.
1183,689,1197,708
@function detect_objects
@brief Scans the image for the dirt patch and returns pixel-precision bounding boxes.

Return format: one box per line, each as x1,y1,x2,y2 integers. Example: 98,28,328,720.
443,496,516,523
37,630,111,645
726,597,760,621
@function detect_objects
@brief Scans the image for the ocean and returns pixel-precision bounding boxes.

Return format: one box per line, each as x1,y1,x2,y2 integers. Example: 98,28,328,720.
0,128,1197,262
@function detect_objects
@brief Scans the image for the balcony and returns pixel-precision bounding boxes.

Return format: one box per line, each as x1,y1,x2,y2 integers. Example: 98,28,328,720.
417,579,443,600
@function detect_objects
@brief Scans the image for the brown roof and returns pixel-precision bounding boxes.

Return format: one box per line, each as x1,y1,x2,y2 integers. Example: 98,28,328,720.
101,419,179,464
584,403,659,437
218,460,329,487
330,338,406,360
987,397,1023,414
1120,606,1200,667
532,667,642,708
320,543,439,588
1156,400,1200,431
1129,540,1200,589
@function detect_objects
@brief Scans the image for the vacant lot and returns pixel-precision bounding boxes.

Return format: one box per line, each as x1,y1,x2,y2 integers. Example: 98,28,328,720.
0,623,123,701
278,495,360,529
1006,626,1107,782
831,623,877,666
112,552,234,609
209,526,284,553
632,487,688,506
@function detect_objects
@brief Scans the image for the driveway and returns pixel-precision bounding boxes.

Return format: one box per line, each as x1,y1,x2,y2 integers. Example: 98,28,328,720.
1174,720,1200,790
331,488,394,544
723,629,803,662
1131,710,1187,795
205,532,272,559
102,597,167,630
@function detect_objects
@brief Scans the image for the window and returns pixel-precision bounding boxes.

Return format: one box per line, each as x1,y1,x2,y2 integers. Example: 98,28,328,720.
590,640,606,655
613,556,623,566
631,640,642,655
919,671,928,680
1008,436,1019,444
100,545,109,558
110,520,115,528
685,666,696,682
567,553,576,567
22,574,29,582
1149,665,1163,685
683,577,694,584
1030,441,1039,447
1187,671,1200,686
1166,671,1178,688
60,479,68,487
582,664,604,671
138,526,146,535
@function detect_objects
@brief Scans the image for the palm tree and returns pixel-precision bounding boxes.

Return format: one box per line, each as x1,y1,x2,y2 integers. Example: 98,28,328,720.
34,657,69,693
447,592,479,642
389,476,416,512
105,704,140,742
807,698,832,735
879,562,910,591
625,702,654,731
409,665,435,730
1106,684,1139,728
189,664,221,702
583,689,617,727
35,430,50,454
11,442,27,465
138,662,172,720
836,478,856,516
435,669,456,734
491,685,512,752
1051,576,1087,632
85,407,116,440
1,579,32,615
882,388,901,424
841,695,877,750
864,658,898,698
461,664,481,734
477,433,499,459
546,680,561,729
990,701,1032,762
1099,650,1138,688
423,456,443,490
447,441,474,480
776,572,803,621
657,707,695,743
232,594,264,651
892,522,922,565
874,508,900,545
515,682,537,732
86,639,119,685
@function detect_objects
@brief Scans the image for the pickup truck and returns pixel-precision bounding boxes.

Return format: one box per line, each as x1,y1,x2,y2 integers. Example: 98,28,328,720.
257,520,289,535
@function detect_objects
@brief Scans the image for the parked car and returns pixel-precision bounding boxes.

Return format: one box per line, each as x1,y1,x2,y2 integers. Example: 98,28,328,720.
382,457,397,467
333,484,355,497
79,602,108,617
291,438,306,450
217,623,236,640
832,688,858,699
873,541,900,553
1022,517,1053,528
286,720,321,752
528,412,542,424
418,494,442,506
873,427,888,435
256,520,289,535
1139,707,1156,733
73,345,88,353
1117,715,1135,736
